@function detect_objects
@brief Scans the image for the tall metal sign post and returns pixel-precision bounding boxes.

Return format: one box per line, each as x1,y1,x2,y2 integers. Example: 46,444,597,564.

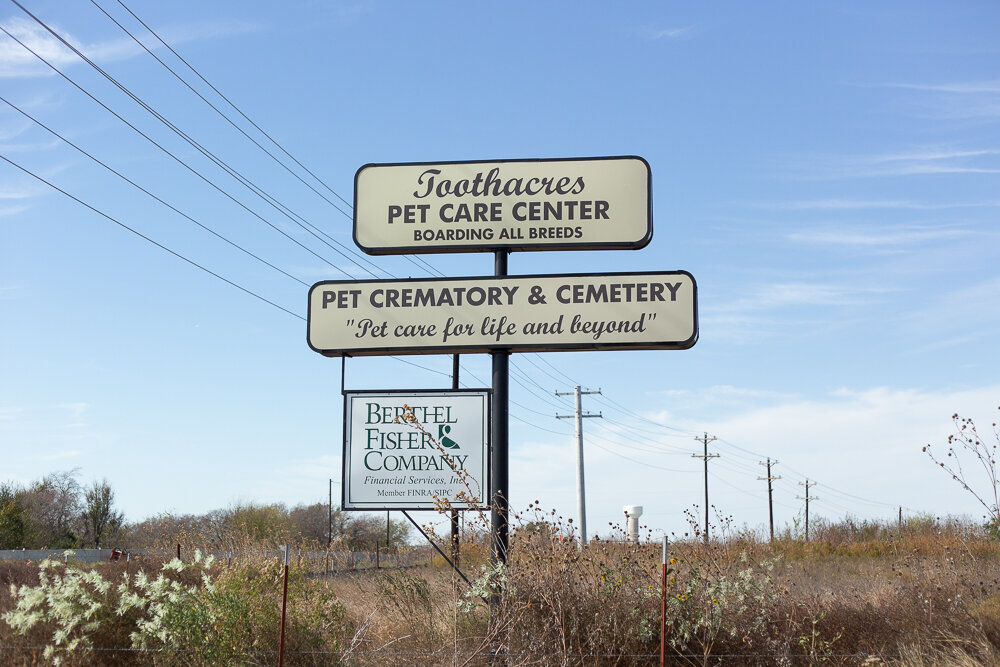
492,250,510,564
307,155,698,575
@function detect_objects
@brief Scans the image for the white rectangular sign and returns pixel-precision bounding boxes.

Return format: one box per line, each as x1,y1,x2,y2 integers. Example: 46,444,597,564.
308,271,697,356
353,156,652,254
343,390,490,511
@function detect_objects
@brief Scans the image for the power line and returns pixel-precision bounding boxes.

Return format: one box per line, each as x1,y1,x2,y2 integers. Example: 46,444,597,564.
529,353,580,386
385,356,453,378
2,23,510,413
599,414,700,442
587,422,696,456
1,153,303,321
6,3,385,280
510,411,574,436
588,440,698,474
516,354,577,387
592,392,696,435
715,435,914,512
509,359,560,396
98,0,446,282
110,0,353,210
88,0,354,220
0,21,363,279
0,94,309,288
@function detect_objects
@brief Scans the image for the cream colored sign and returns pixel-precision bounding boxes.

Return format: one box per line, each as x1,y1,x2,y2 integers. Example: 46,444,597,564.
308,271,697,356
353,156,651,254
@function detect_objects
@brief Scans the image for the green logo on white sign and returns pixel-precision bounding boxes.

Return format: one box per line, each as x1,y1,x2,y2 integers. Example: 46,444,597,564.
439,424,460,449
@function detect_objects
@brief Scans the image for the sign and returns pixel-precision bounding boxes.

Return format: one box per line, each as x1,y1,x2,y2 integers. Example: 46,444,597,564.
353,156,651,254
342,390,490,510
308,271,697,356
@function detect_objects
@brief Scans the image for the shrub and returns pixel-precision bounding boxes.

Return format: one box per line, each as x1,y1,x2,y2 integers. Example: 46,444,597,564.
2,549,350,665
3,551,113,664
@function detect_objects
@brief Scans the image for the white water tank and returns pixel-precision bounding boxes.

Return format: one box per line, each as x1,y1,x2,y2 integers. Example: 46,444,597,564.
623,505,643,543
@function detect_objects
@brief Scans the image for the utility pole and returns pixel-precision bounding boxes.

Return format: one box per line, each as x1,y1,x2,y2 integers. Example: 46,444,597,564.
328,478,333,549
692,433,719,544
757,458,781,542
797,479,817,541
556,386,602,548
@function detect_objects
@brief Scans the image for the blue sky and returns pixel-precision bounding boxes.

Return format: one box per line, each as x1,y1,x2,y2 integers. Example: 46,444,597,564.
2,1,999,542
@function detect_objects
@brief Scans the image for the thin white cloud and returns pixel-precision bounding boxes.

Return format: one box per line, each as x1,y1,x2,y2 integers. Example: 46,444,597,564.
853,80,1000,120
649,26,695,40
1,138,62,153
906,331,998,355
919,101,1000,121
330,2,375,25
0,184,38,200
888,165,1000,175
154,20,260,49
723,282,891,312
696,312,785,344
0,16,110,77
655,386,798,402
787,224,975,247
56,402,90,420
876,80,1000,94
1,160,76,197
757,199,1000,211
0,406,24,420
0,119,32,141
644,386,802,420
775,145,1000,180
511,384,1000,536
0,204,29,217
700,280,896,344
900,276,1000,347
0,15,258,79
870,148,1000,162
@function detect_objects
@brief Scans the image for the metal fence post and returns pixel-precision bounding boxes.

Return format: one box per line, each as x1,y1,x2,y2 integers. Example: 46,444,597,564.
278,545,290,667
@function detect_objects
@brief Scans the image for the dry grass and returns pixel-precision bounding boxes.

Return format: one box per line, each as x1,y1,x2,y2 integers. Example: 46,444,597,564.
3,517,1000,665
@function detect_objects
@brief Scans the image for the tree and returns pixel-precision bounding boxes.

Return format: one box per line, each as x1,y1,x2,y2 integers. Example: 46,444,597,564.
341,512,410,551
289,502,336,544
225,502,296,542
81,479,125,548
22,470,82,548
0,482,28,549
924,406,1000,534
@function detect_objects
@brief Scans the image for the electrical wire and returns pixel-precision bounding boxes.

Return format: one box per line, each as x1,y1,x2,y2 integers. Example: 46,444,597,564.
8,2,387,281
1,94,309,288
111,0,352,209
88,0,353,220
516,354,576,387
592,392,697,434
588,440,698,473
100,0,447,282
1,153,303,320
530,354,580,386
0,21,362,279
